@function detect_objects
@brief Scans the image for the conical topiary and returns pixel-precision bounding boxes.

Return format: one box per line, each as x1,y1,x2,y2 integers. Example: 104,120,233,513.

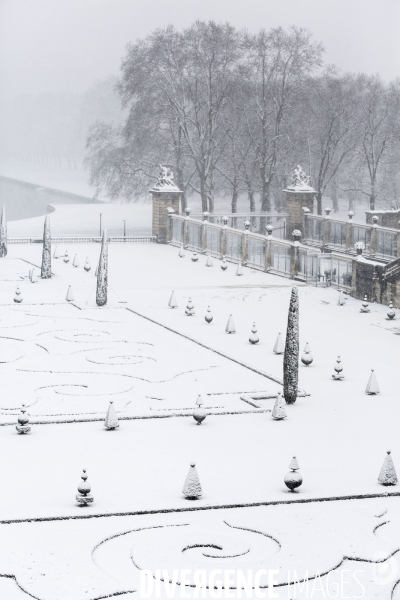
96,230,108,306
360,295,370,313
301,342,313,366
76,469,94,506
66,285,74,302
72,254,79,268
104,401,119,430
337,290,345,306
236,262,243,276
0,205,7,257
249,322,259,344
168,291,178,308
30,268,38,283
182,463,202,499
178,244,185,258
225,314,236,333
16,404,31,434
185,297,195,316
284,456,302,492
14,285,23,303
273,333,285,354
191,252,198,262
195,395,203,407
365,369,380,394
378,451,398,486
205,306,213,323
84,258,91,272
63,249,70,263
53,245,60,259
221,256,228,271
206,254,213,267
283,288,299,404
387,302,396,320
271,392,287,420
41,215,51,279
332,356,344,380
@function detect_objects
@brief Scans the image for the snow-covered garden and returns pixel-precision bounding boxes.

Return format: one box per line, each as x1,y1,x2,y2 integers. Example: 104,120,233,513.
0,222,400,599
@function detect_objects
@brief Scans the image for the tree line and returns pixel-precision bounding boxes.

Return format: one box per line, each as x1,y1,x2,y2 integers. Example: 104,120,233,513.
85,21,400,216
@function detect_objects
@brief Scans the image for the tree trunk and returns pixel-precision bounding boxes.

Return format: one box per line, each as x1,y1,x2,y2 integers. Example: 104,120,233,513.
283,287,299,404
231,181,238,229
331,177,339,213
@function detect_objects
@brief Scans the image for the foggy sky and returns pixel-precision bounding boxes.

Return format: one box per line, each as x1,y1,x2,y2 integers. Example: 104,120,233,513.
1,0,399,99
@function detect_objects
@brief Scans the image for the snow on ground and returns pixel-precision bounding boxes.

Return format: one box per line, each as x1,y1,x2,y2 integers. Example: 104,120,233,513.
0,238,399,598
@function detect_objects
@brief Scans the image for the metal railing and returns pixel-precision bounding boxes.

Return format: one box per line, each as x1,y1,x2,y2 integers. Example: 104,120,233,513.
8,236,156,244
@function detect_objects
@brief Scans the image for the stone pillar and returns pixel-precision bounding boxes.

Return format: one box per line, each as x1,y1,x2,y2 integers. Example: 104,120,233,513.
242,219,251,264
346,211,354,252
220,216,228,258
150,166,182,244
201,212,209,253
264,224,274,272
183,207,191,247
283,167,316,240
301,207,310,239
370,215,379,257
323,207,331,249
290,230,302,279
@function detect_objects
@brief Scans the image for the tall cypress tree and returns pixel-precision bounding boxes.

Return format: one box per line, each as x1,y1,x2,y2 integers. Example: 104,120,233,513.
283,287,299,404
0,205,7,257
96,229,108,306
41,215,51,278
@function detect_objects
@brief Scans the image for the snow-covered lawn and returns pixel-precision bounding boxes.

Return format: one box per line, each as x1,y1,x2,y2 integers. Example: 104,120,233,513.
0,240,399,598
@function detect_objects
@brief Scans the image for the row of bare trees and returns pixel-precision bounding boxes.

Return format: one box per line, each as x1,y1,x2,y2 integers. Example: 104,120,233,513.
85,21,400,214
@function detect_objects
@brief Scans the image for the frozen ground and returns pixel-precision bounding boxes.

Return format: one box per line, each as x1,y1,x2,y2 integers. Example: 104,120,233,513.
0,237,399,598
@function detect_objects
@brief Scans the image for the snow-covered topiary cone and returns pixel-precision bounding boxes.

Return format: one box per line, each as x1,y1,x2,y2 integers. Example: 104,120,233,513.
206,254,213,267
13,285,23,303
236,262,243,276
301,342,313,366
221,256,228,271
365,369,380,394
178,245,185,258
63,249,70,263
288,456,300,471
0,205,7,257
53,245,60,259
225,314,236,333
96,230,108,306
76,469,94,506
273,333,284,354
31,269,38,283
249,322,259,344
332,356,344,380
191,252,198,262
65,285,74,302
271,392,287,420
378,451,398,486
185,297,195,316
84,258,91,272
104,401,119,430
182,463,202,499
16,404,31,434
205,306,213,323
283,288,299,404
168,291,178,308
387,302,396,320
196,395,203,407
360,295,370,313
41,215,51,279
72,254,79,268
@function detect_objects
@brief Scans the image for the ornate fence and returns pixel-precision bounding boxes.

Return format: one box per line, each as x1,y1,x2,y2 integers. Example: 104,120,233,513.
8,236,157,244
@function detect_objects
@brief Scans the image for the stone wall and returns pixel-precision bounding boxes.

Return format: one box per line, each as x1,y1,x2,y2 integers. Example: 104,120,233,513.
365,209,400,228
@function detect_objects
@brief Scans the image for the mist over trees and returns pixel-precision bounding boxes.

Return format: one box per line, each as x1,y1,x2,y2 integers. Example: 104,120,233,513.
2,21,400,217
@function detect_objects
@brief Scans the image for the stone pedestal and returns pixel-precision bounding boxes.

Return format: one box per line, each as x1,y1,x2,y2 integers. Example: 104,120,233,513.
151,191,182,243
283,167,316,240
150,165,183,243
